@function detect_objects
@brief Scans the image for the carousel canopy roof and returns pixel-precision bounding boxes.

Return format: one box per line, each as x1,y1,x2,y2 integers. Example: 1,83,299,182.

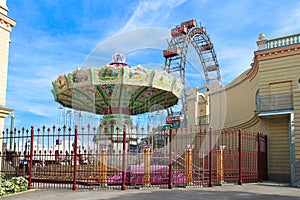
52,63,184,115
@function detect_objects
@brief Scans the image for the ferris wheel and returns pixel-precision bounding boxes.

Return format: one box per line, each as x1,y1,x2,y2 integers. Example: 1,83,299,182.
163,19,222,123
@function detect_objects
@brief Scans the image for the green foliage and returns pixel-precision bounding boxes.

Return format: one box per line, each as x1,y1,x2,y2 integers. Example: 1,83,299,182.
0,173,28,196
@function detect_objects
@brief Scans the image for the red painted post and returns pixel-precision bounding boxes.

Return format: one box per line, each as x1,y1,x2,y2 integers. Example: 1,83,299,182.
238,129,243,185
73,125,78,190
122,125,127,190
28,126,34,189
257,132,261,182
209,127,213,187
168,127,173,189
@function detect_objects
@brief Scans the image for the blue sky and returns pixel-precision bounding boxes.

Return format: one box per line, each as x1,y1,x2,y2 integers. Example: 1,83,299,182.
4,0,300,129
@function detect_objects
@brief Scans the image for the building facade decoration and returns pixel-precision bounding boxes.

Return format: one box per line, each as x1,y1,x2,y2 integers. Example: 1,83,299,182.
0,0,16,132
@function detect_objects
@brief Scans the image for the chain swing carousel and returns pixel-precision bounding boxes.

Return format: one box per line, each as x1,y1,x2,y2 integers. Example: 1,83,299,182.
52,53,183,151
51,53,184,187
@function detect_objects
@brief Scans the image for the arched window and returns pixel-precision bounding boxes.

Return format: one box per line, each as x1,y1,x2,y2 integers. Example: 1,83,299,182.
255,90,260,111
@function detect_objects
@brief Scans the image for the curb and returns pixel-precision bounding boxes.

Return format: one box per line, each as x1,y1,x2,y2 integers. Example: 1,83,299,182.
1,189,37,198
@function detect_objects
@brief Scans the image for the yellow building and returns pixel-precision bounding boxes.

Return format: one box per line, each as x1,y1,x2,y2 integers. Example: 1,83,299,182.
0,0,15,131
191,33,300,185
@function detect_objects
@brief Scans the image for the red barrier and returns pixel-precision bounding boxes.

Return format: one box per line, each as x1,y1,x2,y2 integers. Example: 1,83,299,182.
72,126,78,190
0,125,268,190
122,125,126,190
238,129,242,185
28,126,34,189
168,128,173,189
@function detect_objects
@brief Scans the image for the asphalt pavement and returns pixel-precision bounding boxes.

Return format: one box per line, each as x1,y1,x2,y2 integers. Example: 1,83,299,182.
2,183,300,200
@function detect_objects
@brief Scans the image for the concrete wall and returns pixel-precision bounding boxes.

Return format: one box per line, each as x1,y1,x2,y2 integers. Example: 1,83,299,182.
221,70,259,131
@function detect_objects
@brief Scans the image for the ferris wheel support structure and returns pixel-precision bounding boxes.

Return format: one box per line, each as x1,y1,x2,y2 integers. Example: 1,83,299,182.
163,19,222,123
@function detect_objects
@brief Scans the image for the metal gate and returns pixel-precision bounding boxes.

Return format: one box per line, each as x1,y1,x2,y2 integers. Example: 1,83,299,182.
0,125,267,190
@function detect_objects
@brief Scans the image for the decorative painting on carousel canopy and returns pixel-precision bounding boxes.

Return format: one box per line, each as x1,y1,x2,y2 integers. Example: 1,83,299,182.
123,65,153,86
152,70,175,92
52,75,68,94
173,78,184,98
67,68,92,88
92,64,121,85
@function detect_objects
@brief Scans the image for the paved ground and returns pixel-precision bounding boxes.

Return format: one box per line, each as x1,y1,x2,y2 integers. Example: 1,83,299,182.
2,183,300,200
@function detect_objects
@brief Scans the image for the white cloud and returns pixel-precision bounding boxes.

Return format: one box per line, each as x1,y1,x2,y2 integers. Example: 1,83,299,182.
217,45,254,85
274,2,300,36
119,0,187,32
81,28,170,67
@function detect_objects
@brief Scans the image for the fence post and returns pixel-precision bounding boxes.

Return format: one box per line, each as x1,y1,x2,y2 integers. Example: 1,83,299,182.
122,125,127,190
72,125,78,190
265,135,268,180
209,127,213,187
28,126,34,189
238,129,243,185
257,132,261,182
168,127,173,189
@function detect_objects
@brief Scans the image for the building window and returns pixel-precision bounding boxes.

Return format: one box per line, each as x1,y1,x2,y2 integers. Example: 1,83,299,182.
255,90,260,110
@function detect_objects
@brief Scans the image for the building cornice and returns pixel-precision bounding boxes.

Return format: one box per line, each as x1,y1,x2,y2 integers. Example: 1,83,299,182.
255,43,300,61
0,12,16,32
0,106,12,118
247,43,300,81
246,59,258,81
0,5,8,13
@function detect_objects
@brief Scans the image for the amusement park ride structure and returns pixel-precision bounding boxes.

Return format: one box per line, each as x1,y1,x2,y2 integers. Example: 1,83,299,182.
1,20,270,190
163,19,221,85
52,19,222,152
52,52,184,152
163,19,222,126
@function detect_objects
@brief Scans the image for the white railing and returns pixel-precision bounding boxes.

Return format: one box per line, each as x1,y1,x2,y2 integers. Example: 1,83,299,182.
266,34,300,49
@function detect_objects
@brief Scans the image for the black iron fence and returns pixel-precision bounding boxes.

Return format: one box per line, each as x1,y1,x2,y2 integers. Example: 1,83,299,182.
0,125,267,190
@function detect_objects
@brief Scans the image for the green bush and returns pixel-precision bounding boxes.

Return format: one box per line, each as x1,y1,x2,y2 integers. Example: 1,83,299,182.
0,173,28,196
